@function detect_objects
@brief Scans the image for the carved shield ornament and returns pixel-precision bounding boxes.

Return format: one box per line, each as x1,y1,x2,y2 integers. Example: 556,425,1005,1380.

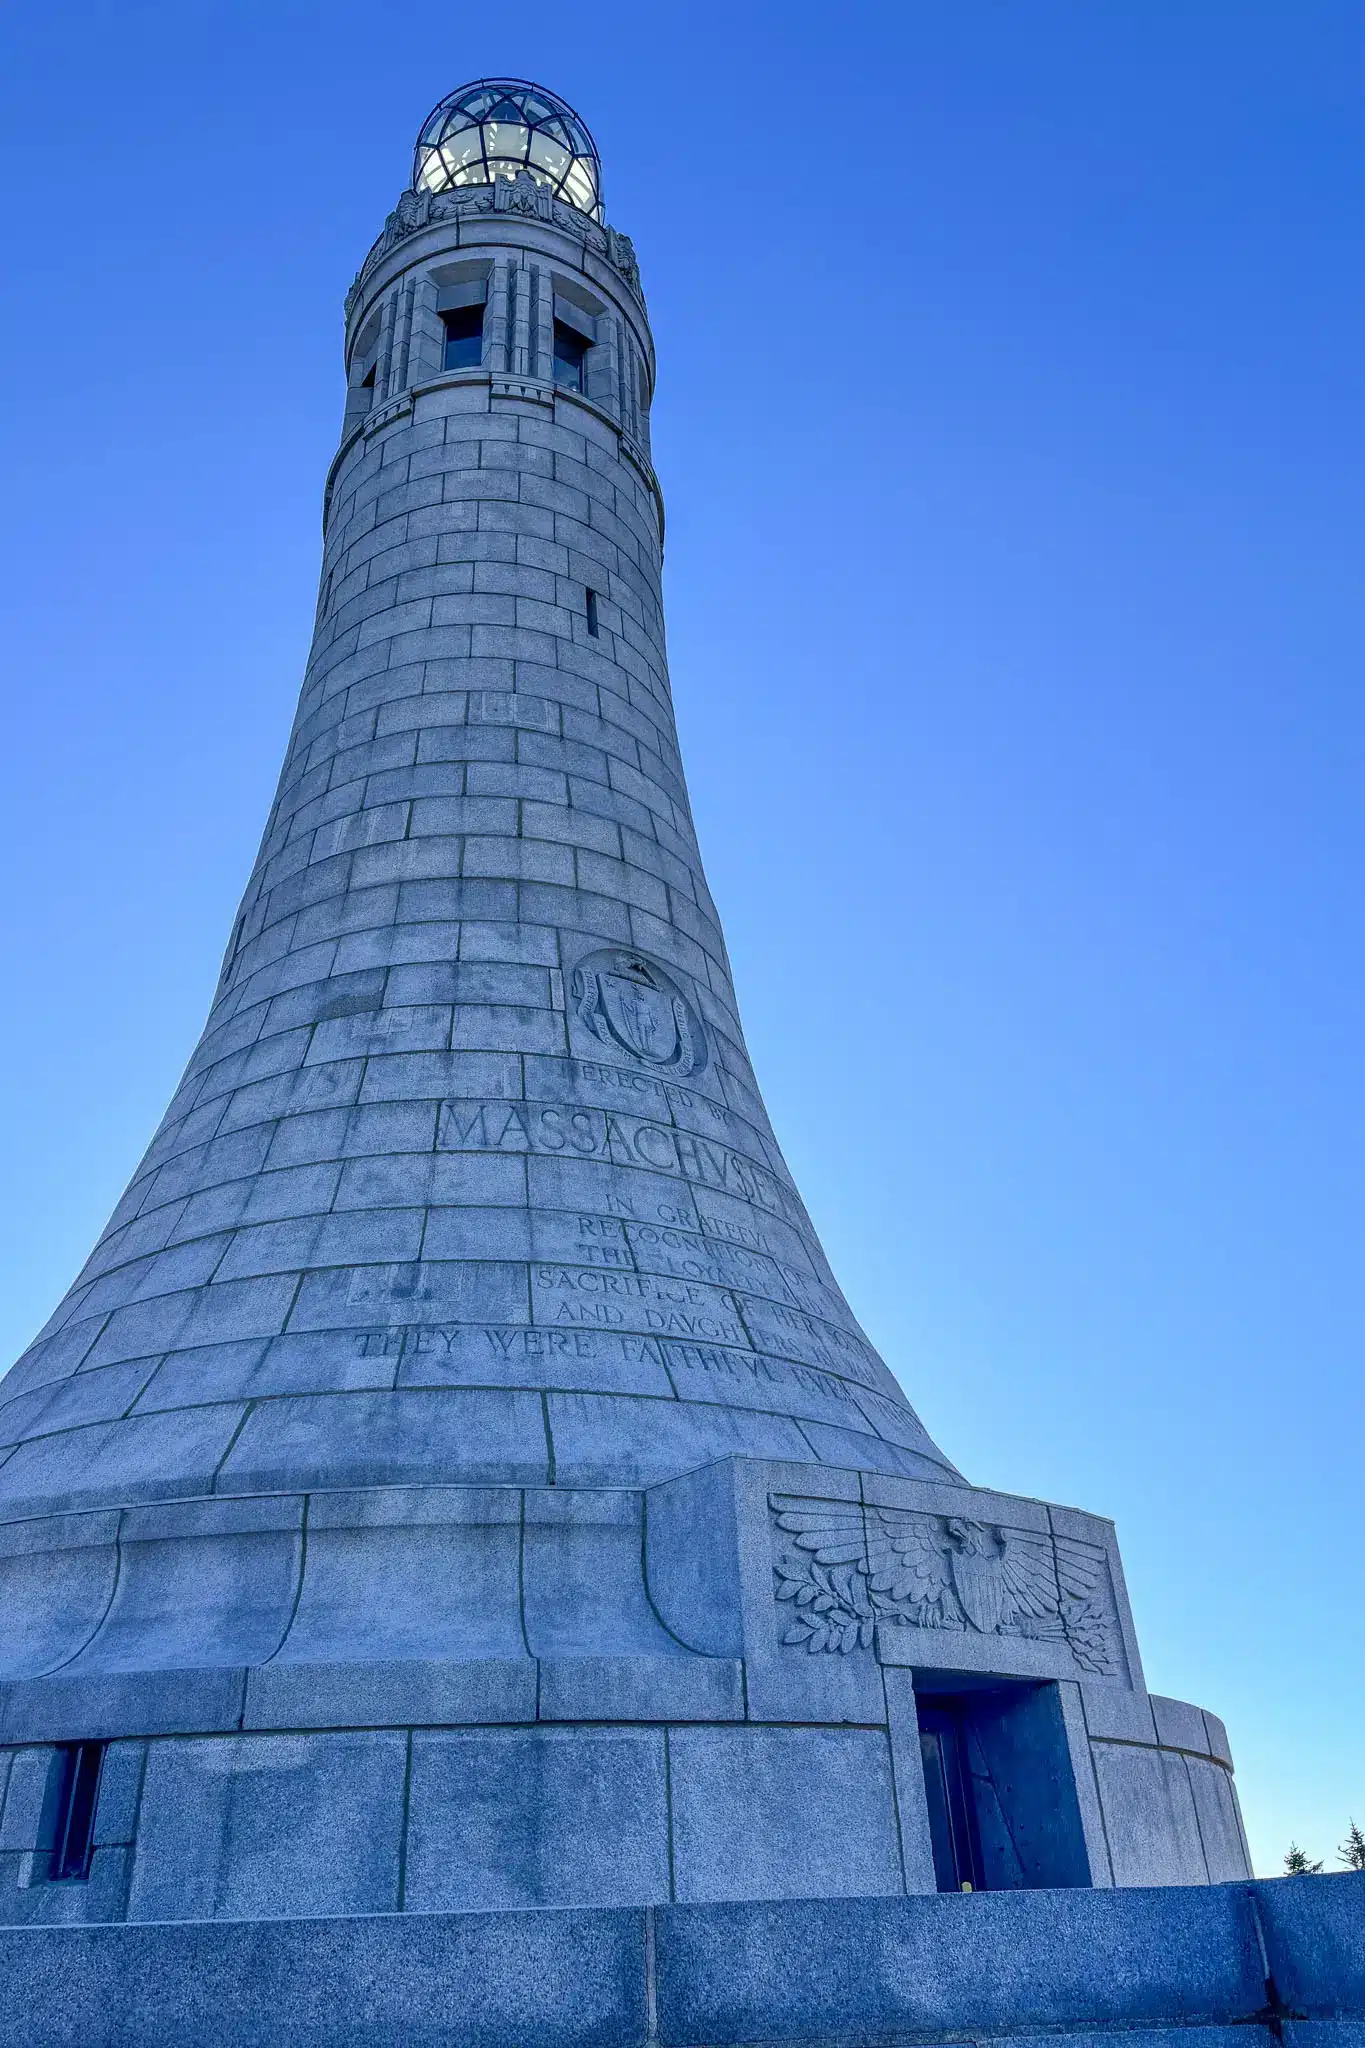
943,1518,1007,1634
571,949,706,1075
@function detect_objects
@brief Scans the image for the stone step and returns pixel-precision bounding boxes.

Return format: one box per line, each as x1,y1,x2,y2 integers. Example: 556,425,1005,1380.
0,1877,1360,2048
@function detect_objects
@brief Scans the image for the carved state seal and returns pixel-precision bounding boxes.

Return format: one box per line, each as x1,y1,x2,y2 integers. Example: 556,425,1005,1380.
571,948,707,1076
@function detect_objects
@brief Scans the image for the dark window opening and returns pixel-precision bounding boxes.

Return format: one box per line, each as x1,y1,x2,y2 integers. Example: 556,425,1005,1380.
442,304,485,371
50,1741,104,1882
358,362,376,412
553,322,588,392
585,588,600,637
918,1703,983,1893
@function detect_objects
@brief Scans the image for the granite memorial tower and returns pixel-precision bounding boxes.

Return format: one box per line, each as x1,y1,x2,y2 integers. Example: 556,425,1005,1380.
0,80,1254,1936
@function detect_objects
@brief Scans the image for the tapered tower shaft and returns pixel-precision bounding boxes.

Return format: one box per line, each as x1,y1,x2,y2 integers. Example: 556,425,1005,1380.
0,84,1253,1940
0,90,952,1522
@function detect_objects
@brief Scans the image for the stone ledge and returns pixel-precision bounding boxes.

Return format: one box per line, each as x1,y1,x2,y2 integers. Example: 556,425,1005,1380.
0,1878,1360,2047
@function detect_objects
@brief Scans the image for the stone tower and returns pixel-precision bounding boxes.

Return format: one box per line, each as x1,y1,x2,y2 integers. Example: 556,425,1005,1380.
0,81,1252,1925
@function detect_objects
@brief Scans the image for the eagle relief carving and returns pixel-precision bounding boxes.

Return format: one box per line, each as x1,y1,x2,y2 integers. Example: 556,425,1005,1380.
769,1495,1118,1675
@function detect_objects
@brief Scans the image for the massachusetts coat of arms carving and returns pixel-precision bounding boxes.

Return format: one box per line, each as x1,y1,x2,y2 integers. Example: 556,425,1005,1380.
571,948,706,1075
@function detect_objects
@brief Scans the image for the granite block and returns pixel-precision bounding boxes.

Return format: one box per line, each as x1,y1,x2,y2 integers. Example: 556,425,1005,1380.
0,1405,248,1519
59,1499,302,1674
127,1731,407,1921
215,1387,549,1493
1153,1692,1214,1754
0,1845,132,1926
245,1655,536,1729
397,1322,673,1397
881,1666,940,1895
0,1522,119,1681
91,1740,145,1846
800,1418,954,1480
1081,1680,1158,1744
522,1486,680,1657
0,1667,246,1744
1203,1707,1235,1767
0,1748,55,1851
405,1726,669,1912
643,1458,745,1657
653,1885,1264,2041
668,1725,903,1903
0,1362,156,1447
269,1484,526,1665
134,1332,392,1407
1091,1741,1211,1887
537,1653,744,1722
0,1908,645,2047
1187,1755,1252,1882
1055,1678,1115,1886
1258,1871,1365,2014
860,1470,1051,1531
547,1391,813,1487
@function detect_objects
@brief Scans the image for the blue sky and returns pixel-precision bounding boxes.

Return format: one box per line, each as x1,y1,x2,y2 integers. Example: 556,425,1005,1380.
1,2,1362,1875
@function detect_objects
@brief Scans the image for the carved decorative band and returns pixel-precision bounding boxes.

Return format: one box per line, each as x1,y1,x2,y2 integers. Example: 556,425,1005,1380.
770,1493,1120,1675
346,175,644,320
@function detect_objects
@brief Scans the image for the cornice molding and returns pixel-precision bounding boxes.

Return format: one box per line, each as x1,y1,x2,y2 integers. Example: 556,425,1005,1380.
345,174,644,322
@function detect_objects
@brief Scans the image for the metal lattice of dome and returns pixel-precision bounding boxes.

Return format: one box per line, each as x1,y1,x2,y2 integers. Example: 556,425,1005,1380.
414,79,603,223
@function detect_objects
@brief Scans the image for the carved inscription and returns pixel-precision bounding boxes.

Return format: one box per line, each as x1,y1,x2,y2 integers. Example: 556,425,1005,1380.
354,1325,666,1366
619,1218,852,1328
769,1494,1120,1674
346,1323,895,1429
668,1342,863,1412
436,1098,805,1228
531,1264,748,1345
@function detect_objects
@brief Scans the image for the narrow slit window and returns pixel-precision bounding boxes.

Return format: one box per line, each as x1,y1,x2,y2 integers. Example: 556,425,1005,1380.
585,588,600,637
553,322,588,392
358,362,376,411
51,1741,104,1882
442,304,484,371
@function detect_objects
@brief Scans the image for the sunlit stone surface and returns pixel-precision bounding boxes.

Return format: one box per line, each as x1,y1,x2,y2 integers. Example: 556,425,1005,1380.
0,82,1258,1975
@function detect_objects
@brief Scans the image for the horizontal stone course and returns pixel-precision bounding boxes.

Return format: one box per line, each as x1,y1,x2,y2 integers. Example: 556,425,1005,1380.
0,1879,1359,2045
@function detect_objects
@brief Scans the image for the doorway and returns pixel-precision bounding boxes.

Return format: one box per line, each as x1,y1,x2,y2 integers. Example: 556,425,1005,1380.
919,1700,983,1892
915,1680,1093,1893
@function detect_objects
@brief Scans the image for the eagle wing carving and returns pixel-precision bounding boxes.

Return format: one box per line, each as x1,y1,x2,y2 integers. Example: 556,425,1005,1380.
1054,1535,1120,1674
864,1508,959,1623
997,1529,1065,1638
770,1498,867,1567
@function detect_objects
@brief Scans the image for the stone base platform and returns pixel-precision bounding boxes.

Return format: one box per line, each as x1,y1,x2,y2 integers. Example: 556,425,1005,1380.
0,1876,1360,2047
0,1458,1254,1913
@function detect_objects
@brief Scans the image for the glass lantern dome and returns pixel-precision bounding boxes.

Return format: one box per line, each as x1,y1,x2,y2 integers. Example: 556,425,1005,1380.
414,79,603,223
